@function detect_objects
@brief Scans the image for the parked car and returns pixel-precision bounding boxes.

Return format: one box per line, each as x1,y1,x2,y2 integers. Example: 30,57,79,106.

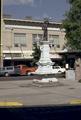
53,66,65,74
16,64,37,75
0,66,20,77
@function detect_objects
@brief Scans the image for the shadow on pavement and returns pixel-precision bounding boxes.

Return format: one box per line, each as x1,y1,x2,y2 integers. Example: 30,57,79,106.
0,104,81,120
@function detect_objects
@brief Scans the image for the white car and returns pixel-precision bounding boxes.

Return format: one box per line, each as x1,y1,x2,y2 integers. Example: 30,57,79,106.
53,66,65,74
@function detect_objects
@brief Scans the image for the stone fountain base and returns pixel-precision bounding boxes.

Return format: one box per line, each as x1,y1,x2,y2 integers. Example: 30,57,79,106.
33,77,58,83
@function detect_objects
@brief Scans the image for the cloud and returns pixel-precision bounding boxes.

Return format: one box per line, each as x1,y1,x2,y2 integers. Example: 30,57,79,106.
3,0,34,6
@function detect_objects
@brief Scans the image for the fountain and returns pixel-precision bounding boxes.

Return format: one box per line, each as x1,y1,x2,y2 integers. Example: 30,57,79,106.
33,19,58,83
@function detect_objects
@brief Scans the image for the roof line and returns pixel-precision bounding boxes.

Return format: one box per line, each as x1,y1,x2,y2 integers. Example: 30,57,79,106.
3,18,62,25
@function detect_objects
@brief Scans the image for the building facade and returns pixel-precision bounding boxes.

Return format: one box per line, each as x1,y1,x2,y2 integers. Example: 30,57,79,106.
2,17,66,66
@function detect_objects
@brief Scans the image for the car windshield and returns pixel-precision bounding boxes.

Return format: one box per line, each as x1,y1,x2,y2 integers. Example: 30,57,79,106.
6,66,13,70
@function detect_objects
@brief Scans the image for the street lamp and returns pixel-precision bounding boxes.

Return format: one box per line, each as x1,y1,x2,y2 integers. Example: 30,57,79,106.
19,44,25,58
6,46,13,59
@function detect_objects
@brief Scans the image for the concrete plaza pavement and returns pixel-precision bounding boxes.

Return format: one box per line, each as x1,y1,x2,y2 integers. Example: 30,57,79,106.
0,78,81,106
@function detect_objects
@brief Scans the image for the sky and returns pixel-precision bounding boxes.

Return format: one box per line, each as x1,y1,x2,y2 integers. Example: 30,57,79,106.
3,0,70,22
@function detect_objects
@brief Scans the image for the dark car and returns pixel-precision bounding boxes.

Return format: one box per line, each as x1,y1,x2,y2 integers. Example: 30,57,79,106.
0,66,20,77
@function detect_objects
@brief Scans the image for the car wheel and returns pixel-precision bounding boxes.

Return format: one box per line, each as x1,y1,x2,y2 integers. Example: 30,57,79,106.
26,71,31,76
5,72,9,77
28,73,31,76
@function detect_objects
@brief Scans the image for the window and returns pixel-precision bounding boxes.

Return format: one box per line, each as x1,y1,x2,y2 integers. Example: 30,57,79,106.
49,35,60,48
0,67,5,70
32,34,43,44
14,33,26,47
6,66,13,70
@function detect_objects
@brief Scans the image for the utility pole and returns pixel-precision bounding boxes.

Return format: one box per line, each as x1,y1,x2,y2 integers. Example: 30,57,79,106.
0,0,3,67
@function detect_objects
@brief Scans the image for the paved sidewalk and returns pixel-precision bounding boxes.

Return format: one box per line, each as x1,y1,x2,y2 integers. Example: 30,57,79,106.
0,78,81,106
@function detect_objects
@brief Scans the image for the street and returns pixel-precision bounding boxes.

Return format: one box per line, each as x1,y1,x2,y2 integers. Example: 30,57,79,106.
0,78,81,106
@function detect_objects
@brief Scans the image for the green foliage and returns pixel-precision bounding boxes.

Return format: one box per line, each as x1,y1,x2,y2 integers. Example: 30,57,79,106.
63,0,81,50
32,43,41,66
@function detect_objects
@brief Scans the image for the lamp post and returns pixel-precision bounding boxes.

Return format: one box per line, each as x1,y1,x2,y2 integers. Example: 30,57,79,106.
7,46,12,58
19,45,24,58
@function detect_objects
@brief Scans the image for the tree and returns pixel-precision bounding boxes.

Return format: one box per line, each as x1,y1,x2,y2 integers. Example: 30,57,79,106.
32,43,41,66
63,0,81,50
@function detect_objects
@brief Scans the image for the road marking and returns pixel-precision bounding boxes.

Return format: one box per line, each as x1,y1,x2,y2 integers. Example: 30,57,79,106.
70,99,81,104
0,102,23,107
